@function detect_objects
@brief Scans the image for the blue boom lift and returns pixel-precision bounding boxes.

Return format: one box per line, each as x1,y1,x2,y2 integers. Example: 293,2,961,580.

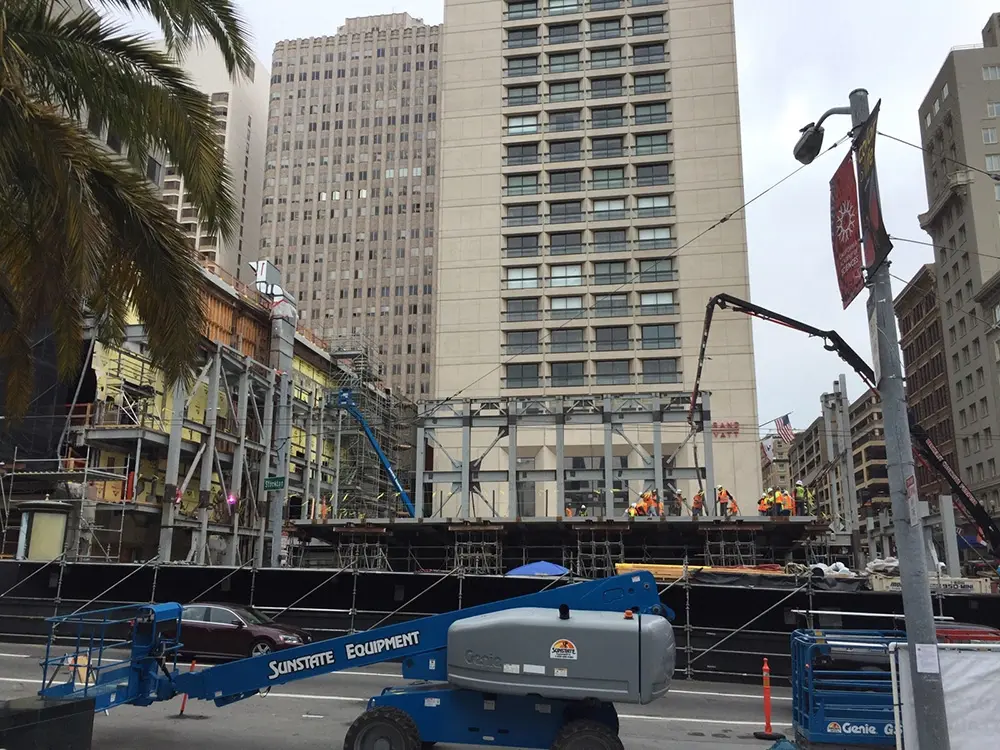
38,571,675,750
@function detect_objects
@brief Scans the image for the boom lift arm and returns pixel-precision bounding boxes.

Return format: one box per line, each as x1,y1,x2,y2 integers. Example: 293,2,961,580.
689,293,1000,563
39,571,675,750
336,387,416,517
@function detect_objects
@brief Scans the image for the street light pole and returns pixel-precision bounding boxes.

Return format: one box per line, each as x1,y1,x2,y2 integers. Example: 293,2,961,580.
851,88,950,750
796,89,951,749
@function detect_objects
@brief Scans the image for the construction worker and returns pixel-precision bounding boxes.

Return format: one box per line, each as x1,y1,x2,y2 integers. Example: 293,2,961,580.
794,481,806,516
579,504,589,517
717,486,734,517
778,489,793,517
671,490,685,517
692,488,705,518
564,505,574,517
757,492,770,516
626,504,638,518
726,494,740,518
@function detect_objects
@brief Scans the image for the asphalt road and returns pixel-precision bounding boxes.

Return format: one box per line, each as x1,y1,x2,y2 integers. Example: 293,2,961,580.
0,644,792,749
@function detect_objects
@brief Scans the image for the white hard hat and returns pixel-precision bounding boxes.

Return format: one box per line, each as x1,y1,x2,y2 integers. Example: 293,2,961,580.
796,480,804,486
767,487,773,493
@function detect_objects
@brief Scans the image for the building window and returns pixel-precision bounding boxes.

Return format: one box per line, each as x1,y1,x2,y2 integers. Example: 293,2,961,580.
505,363,540,388
594,325,629,351
505,234,541,257
986,155,1000,172
984,128,998,145
984,65,1000,81
550,361,586,388
641,357,679,384
550,327,585,352
595,360,631,386
989,102,1000,118
506,266,540,289
639,291,675,315
507,114,539,135
550,264,584,287
593,261,627,285
549,295,584,318
641,323,678,349
505,297,540,321
505,329,540,354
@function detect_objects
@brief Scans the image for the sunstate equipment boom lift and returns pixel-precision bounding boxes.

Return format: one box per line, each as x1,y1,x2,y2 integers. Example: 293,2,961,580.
690,293,1000,563
37,571,675,750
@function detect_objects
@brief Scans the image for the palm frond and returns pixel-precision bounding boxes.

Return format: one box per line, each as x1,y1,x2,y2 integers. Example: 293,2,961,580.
6,1,236,239
86,0,254,79
0,85,205,416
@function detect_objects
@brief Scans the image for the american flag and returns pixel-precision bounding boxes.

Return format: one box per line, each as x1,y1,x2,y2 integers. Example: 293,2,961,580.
775,414,795,444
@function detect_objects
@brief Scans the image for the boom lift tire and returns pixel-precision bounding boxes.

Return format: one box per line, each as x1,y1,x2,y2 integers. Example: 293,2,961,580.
550,719,624,750
343,706,421,750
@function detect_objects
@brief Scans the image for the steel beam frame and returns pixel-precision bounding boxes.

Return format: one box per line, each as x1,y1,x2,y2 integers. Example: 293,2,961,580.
414,393,711,519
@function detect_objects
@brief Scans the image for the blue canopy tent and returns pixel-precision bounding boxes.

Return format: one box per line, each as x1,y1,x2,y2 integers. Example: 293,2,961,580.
506,561,569,577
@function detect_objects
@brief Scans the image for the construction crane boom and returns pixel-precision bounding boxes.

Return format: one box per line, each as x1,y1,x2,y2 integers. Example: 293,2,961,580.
690,293,1000,563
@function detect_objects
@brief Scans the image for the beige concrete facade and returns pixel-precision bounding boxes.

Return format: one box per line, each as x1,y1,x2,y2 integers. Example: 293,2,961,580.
159,41,270,284
261,16,441,399
435,0,759,517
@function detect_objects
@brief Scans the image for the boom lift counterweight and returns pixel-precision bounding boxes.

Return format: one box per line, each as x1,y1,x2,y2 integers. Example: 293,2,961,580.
690,293,1000,562
38,571,675,750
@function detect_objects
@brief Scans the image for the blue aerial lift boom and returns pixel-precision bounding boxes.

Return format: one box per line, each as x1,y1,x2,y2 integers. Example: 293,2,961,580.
38,571,675,750
337,387,416,517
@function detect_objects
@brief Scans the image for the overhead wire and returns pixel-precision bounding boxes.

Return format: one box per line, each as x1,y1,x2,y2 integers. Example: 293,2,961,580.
418,131,854,418
878,130,1000,183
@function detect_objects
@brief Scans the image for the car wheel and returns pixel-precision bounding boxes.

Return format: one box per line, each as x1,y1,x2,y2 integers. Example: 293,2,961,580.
250,639,274,657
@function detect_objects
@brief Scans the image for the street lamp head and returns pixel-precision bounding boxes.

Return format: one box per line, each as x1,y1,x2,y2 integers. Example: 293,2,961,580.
793,123,826,165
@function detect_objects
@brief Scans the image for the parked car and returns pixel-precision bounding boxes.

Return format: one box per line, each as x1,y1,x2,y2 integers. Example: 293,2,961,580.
162,603,313,659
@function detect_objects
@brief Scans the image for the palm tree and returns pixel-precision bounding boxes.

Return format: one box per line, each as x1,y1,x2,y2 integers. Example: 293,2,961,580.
0,0,255,418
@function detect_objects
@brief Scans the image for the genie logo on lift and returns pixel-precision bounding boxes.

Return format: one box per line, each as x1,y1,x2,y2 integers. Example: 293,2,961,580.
826,721,881,736
345,630,421,660
267,650,336,681
465,650,503,669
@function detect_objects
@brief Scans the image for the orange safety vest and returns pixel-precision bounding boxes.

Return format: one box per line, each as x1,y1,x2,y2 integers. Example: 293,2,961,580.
782,493,794,512
692,492,705,509
728,498,740,516
757,496,769,513
719,490,733,504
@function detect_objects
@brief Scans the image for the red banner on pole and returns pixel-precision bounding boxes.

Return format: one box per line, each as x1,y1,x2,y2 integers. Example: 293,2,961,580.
830,151,865,309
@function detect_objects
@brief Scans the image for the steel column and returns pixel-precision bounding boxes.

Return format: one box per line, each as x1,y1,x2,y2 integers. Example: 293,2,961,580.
460,401,471,518
227,363,251,566
313,391,325,518
158,380,187,561
197,346,222,565
507,423,518,518
302,389,314,522
653,421,665,503
603,396,614,518
701,392,717,514
414,425,426,519
255,371,276,568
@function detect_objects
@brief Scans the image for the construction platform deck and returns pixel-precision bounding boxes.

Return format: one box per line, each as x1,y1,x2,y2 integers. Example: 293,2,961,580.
289,515,836,575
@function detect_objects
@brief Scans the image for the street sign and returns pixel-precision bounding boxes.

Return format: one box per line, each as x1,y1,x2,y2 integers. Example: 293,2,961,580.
263,476,286,492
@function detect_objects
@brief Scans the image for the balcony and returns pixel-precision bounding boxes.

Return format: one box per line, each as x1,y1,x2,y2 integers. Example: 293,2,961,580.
592,271,628,285
590,115,627,129
502,376,543,389
639,303,678,316
547,210,585,224
640,336,680,350
547,61,583,74
502,244,542,258
588,28,623,41
590,0,623,8
631,24,666,36
505,36,542,49
501,341,542,354
637,268,678,283
547,2,584,14
633,111,673,126
502,309,542,322
595,372,634,386
548,181,584,193
546,150,584,163
631,0,665,6
589,86,626,100
504,93,541,107
503,183,542,196
504,66,542,78
634,173,674,188
503,213,542,227
642,371,681,385
547,32,583,45
635,205,675,219
590,178,627,190
549,339,588,353
546,119,584,133
548,306,585,320
503,153,542,166
591,208,628,221
592,303,632,318
636,237,677,251
504,6,541,20
546,89,584,104
590,57,626,71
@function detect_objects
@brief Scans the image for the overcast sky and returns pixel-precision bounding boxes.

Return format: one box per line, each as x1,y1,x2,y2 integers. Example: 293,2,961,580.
120,0,998,432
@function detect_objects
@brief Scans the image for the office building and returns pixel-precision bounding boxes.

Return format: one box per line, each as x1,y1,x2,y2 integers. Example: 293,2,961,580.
789,415,837,521
918,13,1000,515
261,15,441,398
896,264,958,504
848,390,889,518
760,433,791,491
435,0,760,516
160,41,270,283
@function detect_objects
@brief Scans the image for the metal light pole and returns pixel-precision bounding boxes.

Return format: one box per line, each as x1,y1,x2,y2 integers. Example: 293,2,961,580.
795,88,951,750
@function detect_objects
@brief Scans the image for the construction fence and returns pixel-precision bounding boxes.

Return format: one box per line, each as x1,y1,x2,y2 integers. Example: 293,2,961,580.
1,559,998,684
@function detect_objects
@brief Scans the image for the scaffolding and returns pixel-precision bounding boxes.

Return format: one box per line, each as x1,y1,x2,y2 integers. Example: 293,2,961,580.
0,446,131,562
703,527,759,567
447,528,504,575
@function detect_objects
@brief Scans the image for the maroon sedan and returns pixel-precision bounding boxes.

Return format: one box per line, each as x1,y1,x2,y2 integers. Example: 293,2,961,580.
167,603,313,659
